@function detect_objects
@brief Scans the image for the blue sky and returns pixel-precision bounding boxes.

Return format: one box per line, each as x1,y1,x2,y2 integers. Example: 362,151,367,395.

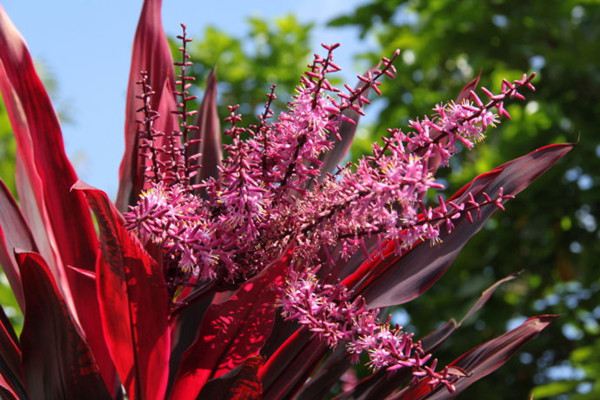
3,1,367,197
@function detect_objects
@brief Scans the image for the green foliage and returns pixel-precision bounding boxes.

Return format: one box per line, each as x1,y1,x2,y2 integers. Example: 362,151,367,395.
0,100,20,333
331,0,600,398
0,101,15,194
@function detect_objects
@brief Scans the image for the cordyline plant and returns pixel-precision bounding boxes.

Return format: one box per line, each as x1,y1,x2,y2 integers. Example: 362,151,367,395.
0,1,572,400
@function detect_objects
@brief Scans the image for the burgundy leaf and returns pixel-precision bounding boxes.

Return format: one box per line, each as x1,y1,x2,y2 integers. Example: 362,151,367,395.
458,272,520,325
0,179,36,309
116,0,175,211
340,273,520,400
264,343,328,400
419,272,520,353
191,68,222,187
259,329,309,387
75,182,171,400
395,315,556,400
170,259,287,400
0,304,25,399
168,289,215,391
259,329,329,400
260,315,299,360
357,143,572,308
16,251,111,400
0,8,115,389
295,346,350,400
152,79,179,181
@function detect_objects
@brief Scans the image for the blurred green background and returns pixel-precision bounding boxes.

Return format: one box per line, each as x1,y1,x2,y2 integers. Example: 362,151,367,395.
1,0,599,398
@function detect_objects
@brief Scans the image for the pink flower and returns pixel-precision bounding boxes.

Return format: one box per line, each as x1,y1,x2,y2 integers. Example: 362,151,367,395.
123,41,537,387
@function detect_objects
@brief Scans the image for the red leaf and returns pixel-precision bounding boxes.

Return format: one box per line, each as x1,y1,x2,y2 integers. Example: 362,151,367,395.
170,259,287,400
0,179,36,309
396,315,556,400
355,143,572,308
0,8,115,389
75,182,171,400
190,69,222,187
116,0,175,211
16,252,111,400
198,356,264,400
0,5,98,277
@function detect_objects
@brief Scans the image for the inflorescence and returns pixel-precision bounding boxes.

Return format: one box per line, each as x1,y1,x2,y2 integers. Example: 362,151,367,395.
124,26,536,390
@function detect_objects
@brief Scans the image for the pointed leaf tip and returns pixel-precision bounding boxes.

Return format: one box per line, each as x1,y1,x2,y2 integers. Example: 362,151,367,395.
359,143,572,309
0,10,116,390
191,68,222,188
116,0,175,210
397,315,556,400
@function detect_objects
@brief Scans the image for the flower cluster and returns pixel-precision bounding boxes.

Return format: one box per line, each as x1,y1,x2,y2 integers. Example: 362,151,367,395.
0,4,566,398
281,269,454,384
124,38,535,387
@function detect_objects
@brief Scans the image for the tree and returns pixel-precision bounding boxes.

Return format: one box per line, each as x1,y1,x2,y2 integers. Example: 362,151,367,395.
176,15,313,124
330,1,600,398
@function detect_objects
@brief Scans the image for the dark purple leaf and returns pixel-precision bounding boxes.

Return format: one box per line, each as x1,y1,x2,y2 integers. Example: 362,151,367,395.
191,69,222,187
358,144,572,308
395,315,556,400
295,346,350,400
341,273,520,400
168,289,215,391
17,252,111,400
0,304,25,399
258,329,328,400
458,272,520,325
